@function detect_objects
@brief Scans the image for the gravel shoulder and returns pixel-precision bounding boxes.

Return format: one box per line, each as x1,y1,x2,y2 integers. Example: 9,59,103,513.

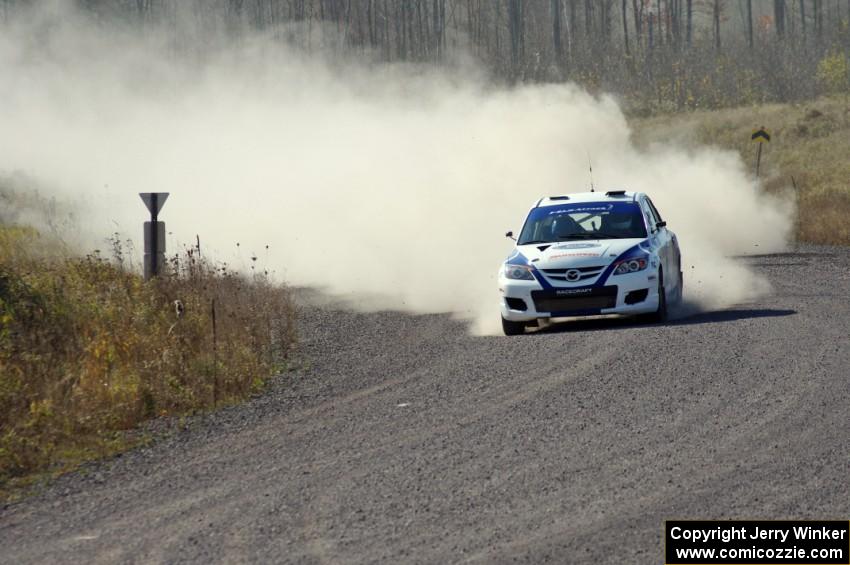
2,244,850,564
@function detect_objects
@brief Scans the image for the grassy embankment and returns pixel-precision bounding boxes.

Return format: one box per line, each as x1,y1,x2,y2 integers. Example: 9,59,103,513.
0,179,295,499
631,96,850,246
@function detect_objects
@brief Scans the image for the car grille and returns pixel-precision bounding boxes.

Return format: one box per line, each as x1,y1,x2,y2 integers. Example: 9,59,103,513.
531,286,618,313
541,265,606,282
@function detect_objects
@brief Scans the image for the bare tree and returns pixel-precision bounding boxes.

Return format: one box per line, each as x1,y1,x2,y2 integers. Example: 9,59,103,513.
621,0,630,54
552,0,564,62
774,0,786,38
630,0,643,49
508,0,523,72
713,0,722,51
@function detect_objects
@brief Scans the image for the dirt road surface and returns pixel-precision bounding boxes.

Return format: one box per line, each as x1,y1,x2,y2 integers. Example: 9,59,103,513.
2,246,849,564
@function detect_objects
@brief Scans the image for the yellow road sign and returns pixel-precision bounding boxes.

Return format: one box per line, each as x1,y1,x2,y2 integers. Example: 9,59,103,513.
751,127,771,143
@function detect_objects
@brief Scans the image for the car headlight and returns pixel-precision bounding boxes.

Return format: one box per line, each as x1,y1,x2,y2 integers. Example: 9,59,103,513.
504,264,535,280
612,257,648,275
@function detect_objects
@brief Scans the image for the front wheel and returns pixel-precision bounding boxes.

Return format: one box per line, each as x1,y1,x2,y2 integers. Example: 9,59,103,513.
501,316,526,336
670,269,684,307
641,271,668,324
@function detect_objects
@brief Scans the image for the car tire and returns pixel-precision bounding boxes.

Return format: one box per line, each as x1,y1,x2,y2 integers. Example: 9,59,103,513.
501,316,526,336
641,270,668,324
671,269,684,307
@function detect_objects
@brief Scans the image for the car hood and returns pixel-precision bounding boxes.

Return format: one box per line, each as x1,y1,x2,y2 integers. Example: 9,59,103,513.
516,239,646,269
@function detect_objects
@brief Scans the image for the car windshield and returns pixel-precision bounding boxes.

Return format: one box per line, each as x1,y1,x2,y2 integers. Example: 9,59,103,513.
517,202,647,245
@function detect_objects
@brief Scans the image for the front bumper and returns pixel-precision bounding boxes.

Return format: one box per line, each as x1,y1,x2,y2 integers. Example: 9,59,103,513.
499,270,660,322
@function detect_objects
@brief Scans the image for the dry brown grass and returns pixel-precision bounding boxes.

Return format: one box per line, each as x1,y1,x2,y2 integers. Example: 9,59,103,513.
631,96,850,245
0,187,295,498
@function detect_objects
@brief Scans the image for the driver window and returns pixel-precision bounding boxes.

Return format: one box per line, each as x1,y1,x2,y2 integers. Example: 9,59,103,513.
643,200,660,231
646,198,664,223
536,216,555,240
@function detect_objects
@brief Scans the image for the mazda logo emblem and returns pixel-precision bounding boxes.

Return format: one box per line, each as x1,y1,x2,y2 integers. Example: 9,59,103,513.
566,269,581,281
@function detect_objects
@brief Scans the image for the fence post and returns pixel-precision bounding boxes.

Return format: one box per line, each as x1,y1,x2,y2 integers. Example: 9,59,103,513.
212,298,218,406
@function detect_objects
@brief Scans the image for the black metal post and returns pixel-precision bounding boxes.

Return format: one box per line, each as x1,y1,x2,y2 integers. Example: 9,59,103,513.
150,193,158,277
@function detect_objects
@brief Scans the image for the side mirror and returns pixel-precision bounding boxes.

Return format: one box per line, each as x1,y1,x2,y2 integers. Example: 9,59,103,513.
656,221,667,229
505,230,516,241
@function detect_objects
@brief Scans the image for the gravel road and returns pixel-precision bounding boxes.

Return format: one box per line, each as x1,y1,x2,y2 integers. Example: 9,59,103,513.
2,245,850,564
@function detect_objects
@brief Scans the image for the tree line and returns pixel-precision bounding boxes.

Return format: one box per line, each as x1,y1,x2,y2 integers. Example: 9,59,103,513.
6,0,850,111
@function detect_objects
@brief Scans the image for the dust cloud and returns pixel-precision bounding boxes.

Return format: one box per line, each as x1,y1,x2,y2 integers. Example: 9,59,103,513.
0,4,793,334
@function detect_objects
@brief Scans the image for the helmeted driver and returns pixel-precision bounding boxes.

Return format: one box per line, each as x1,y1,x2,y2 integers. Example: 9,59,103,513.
601,212,639,235
550,215,580,239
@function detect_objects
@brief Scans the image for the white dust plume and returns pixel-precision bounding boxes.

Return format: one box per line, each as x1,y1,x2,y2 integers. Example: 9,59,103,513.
0,4,793,334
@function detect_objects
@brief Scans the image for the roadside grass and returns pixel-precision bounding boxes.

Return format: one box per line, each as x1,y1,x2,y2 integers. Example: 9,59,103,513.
0,182,296,500
630,95,850,245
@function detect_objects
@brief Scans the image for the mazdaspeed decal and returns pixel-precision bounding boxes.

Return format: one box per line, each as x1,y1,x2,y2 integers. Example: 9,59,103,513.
545,204,614,215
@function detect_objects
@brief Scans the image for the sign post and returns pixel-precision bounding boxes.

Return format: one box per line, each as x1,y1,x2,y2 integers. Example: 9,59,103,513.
140,192,169,280
751,126,771,178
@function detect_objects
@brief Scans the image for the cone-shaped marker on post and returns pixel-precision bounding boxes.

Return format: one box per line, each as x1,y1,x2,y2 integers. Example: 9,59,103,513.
140,193,169,280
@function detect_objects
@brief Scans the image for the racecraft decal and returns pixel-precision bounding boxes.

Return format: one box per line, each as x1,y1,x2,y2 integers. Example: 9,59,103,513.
552,243,602,250
549,252,601,260
555,288,594,296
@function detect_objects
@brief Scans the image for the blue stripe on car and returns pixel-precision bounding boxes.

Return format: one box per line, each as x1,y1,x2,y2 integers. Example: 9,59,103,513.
505,250,529,266
532,269,553,290
590,241,650,288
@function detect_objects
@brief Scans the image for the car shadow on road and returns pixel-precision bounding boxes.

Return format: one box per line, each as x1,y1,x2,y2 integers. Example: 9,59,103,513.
748,261,809,268
533,308,797,335
734,251,834,260
668,308,797,326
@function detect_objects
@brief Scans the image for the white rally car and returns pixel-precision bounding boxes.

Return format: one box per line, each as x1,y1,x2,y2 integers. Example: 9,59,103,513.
499,191,683,335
